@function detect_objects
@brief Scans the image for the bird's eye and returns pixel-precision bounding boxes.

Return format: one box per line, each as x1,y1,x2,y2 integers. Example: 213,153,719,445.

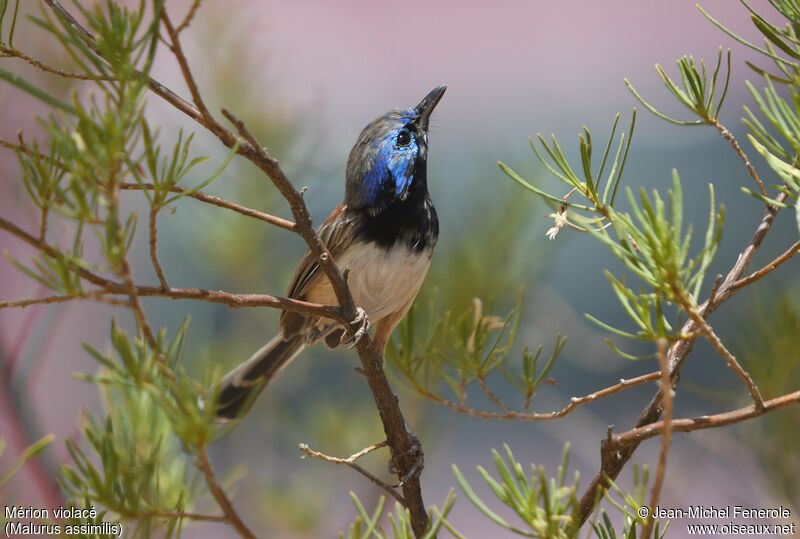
396,129,411,147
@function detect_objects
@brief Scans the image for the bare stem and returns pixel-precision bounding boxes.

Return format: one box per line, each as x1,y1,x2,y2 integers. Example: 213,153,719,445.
613,389,800,446
711,119,768,196
119,182,296,231
0,290,113,309
729,239,800,291
176,0,203,34
641,340,672,539
298,441,404,504
161,12,212,123
677,289,765,410
149,206,169,290
0,214,343,321
415,371,661,421
195,446,256,539
477,376,513,413
0,44,111,80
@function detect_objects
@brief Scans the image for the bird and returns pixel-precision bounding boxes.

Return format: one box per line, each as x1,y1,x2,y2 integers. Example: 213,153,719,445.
214,85,447,421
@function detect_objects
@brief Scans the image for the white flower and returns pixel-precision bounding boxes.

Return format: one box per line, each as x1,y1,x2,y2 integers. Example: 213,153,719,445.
545,208,569,240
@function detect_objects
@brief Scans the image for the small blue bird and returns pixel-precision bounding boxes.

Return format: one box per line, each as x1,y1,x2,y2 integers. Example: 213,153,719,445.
215,85,446,421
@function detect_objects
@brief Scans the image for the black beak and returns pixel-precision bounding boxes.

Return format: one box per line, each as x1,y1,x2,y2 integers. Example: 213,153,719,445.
414,84,447,131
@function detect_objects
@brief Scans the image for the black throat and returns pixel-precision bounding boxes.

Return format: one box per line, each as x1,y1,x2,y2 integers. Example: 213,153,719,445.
355,168,439,253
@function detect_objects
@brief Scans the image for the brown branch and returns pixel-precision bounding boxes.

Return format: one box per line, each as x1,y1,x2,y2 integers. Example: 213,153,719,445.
0,290,113,309
414,371,661,421
477,375,513,413
38,206,48,242
195,446,256,539
0,139,65,169
148,207,169,290
0,215,343,321
120,256,159,350
176,0,203,34
298,441,405,505
613,389,800,447
576,191,789,525
678,291,764,410
119,183,296,231
711,119,768,196
161,12,212,123
729,239,800,291
0,44,111,80
641,340,672,539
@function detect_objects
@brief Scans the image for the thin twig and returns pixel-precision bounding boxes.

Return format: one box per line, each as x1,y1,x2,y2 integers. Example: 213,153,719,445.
0,215,343,321
120,252,159,351
676,289,765,410
613,388,800,446
0,44,111,80
711,119,768,196
415,371,661,421
298,441,404,504
176,0,203,34
38,206,48,242
195,446,256,539
642,339,672,539
729,239,800,291
149,206,169,290
119,183,296,231
0,290,112,309
477,376,513,413
161,12,212,123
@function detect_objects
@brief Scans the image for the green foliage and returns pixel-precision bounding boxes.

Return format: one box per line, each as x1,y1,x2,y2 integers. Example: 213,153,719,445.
743,78,800,214
452,443,579,538
584,174,724,353
589,465,669,539
60,320,214,537
386,294,565,411
500,112,636,212
342,490,462,539
0,435,54,534
591,510,667,539
501,109,724,359
699,1,800,226
625,48,731,125
0,434,54,487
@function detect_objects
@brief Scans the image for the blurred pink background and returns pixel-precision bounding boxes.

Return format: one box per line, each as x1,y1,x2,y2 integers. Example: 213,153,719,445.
1,1,796,537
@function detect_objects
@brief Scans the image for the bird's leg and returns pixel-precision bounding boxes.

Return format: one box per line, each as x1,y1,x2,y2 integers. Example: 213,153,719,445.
340,306,370,348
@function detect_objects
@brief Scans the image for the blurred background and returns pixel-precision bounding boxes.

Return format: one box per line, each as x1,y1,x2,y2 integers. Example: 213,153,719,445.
0,0,798,537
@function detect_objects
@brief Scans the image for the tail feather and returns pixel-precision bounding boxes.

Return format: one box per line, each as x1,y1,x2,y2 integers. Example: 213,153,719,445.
215,333,305,421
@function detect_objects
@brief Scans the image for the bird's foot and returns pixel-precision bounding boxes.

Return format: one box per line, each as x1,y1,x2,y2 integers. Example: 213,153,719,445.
388,429,424,487
340,307,370,348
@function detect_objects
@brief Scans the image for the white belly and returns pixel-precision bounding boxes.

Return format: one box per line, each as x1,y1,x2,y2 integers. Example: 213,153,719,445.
306,241,433,321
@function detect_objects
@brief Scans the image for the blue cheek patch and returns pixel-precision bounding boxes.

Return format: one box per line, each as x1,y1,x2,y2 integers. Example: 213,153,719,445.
387,143,416,198
362,131,418,205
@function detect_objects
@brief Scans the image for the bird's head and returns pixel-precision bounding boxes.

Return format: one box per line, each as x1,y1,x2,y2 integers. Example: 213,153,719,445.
345,85,446,215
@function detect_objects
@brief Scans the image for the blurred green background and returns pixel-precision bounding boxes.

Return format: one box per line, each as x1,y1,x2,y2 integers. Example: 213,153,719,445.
0,1,798,537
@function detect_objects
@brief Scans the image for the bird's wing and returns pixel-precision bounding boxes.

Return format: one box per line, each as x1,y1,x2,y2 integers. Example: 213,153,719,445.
281,204,359,335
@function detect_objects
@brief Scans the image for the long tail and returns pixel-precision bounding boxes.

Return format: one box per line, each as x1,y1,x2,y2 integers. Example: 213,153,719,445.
215,333,305,421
